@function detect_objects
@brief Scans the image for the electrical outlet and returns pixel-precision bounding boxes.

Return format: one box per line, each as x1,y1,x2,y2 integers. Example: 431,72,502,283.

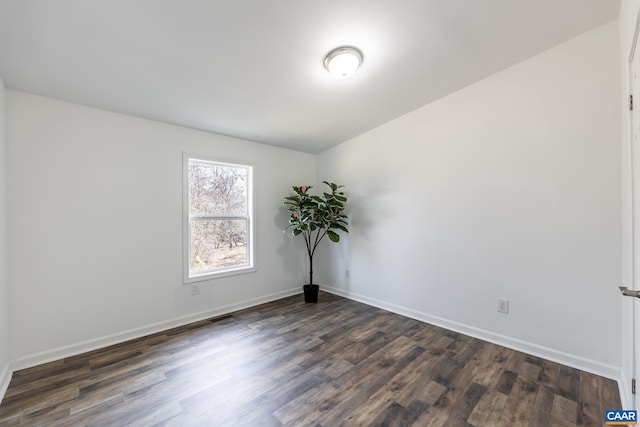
497,298,509,314
191,284,200,296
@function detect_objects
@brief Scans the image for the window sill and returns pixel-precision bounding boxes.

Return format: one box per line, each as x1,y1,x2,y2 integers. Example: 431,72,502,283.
183,265,257,284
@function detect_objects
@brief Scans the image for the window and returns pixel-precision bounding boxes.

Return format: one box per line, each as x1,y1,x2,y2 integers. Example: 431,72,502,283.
183,154,254,282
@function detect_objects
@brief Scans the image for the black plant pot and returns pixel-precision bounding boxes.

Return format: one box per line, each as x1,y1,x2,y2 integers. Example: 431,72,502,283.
303,284,320,303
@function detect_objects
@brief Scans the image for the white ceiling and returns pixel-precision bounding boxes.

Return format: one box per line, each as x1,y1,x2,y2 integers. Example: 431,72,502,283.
0,1,620,153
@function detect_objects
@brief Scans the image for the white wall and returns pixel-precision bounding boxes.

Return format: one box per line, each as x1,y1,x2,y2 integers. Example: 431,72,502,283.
6,92,315,368
317,21,622,378
0,77,11,398
619,0,640,409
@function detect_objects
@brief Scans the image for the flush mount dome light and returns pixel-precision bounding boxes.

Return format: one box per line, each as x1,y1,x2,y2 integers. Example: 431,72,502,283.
324,46,363,79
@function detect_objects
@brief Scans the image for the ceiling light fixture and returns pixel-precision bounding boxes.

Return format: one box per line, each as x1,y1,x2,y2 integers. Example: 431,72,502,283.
324,46,364,79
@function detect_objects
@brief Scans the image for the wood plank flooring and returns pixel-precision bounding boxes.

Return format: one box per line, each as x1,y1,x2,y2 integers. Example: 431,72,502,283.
0,292,622,426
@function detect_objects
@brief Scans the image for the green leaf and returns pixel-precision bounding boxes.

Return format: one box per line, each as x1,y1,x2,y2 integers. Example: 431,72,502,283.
327,230,340,242
293,229,302,236
323,181,337,192
331,223,348,233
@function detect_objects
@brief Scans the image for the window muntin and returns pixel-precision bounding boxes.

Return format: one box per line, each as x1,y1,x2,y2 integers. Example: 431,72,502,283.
184,156,254,282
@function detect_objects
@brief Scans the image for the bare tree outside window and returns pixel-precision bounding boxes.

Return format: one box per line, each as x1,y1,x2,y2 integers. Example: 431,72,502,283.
186,158,253,278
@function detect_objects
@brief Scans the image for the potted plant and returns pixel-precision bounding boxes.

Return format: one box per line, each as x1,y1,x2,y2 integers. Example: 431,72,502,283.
284,181,348,303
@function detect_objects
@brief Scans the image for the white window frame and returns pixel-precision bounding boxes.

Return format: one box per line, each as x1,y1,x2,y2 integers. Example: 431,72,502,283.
183,153,256,283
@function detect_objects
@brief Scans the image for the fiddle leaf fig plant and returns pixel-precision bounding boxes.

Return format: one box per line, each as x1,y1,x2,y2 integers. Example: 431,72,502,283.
284,181,348,286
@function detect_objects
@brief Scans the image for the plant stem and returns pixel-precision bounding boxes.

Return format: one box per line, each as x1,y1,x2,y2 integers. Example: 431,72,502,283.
305,230,312,284
309,251,313,285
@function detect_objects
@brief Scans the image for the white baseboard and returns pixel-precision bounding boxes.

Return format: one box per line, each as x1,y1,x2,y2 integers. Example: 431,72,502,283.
0,360,12,404
11,287,300,371
322,285,621,382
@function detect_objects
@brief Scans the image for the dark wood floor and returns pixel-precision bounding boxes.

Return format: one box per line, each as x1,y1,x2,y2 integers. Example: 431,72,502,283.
0,292,622,426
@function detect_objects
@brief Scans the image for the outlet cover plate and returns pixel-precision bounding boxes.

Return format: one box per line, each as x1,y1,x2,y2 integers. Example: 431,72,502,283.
497,298,509,314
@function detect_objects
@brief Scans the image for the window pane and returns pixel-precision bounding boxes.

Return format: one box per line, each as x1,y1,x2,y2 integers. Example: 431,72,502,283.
190,219,248,273
188,161,247,215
